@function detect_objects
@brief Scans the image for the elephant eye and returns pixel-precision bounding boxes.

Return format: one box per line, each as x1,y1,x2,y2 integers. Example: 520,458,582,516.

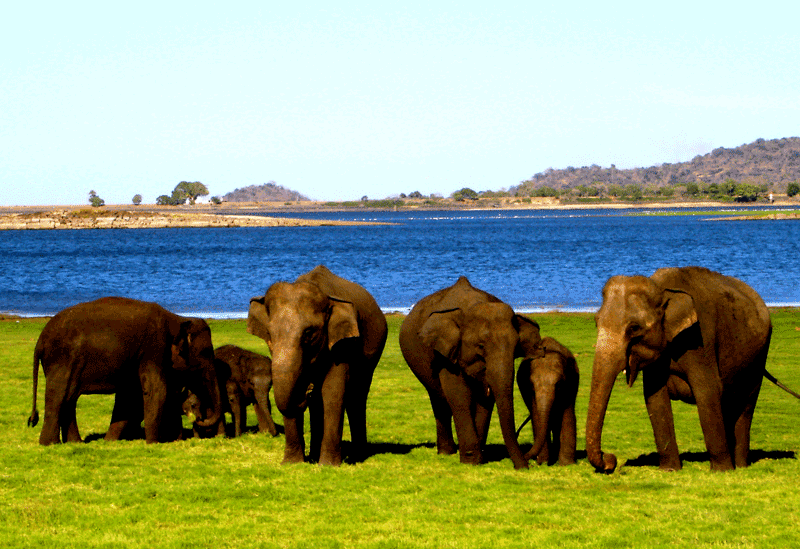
302,327,319,344
626,323,643,339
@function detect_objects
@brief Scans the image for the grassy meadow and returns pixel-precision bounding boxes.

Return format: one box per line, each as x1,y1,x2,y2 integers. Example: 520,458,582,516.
1,310,799,548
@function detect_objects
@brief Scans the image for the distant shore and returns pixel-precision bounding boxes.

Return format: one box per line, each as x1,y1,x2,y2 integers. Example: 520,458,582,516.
1,197,798,230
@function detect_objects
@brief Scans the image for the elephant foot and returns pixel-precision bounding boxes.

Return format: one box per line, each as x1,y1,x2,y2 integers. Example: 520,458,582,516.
436,440,458,455
281,453,306,465
459,449,483,465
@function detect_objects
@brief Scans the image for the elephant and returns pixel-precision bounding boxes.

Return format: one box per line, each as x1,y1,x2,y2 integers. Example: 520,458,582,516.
398,276,542,469
586,266,772,473
516,337,579,466
215,344,279,437
28,297,223,445
247,265,388,466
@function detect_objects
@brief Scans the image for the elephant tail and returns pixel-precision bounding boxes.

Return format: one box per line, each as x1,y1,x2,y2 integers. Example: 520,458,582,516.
515,414,532,439
764,370,800,400
28,347,41,428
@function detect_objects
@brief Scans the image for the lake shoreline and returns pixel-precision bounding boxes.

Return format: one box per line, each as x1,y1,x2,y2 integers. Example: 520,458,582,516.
1,198,797,230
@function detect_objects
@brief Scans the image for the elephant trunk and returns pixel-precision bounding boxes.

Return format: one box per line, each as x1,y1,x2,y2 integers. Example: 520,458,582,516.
194,369,223,429
487,359,529,470
271,346,308,418
585,330,623,473
528,372,559,463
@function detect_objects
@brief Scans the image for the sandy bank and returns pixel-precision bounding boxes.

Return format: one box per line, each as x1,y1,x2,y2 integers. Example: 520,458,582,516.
0,210,385,230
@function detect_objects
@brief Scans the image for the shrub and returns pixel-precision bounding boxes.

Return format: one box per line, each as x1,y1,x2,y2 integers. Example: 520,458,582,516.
788,182,800,197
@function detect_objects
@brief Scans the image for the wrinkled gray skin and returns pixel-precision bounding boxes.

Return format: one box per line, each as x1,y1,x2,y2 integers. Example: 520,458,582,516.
586,266,772,473
29,297,222,445
215,344,278,437
516,337,579,466
248,265,387,466
399,276,541,470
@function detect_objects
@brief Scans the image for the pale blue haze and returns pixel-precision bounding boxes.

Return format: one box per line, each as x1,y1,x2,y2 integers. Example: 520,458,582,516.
2,2,799,206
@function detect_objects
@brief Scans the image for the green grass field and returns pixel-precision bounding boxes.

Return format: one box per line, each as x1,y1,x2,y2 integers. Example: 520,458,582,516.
2,310,799,548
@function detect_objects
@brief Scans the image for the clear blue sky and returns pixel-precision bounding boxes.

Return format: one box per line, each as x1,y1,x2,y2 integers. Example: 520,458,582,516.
2,1,799,206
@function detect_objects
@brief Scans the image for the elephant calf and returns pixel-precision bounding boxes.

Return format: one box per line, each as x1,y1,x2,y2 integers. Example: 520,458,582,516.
516,337,579,466
215,344,279,437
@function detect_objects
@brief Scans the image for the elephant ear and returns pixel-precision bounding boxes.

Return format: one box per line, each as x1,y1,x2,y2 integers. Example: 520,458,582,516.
513,314,542,358
327,298,360,350
662,289,698,343
247,297,271,343
170,319,196,371
419,308,463,364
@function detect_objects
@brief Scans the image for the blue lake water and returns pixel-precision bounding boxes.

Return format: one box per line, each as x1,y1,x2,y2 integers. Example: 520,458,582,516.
1,208,798,317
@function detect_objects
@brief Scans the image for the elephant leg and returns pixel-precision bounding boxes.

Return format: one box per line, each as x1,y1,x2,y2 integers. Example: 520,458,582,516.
139,365,168,443
308,390,324,463
233,397,245,437
254,399,278,437
253,380,278,437
66,418,83,443
282,414,306,464
40,368,72,445
643,370,682,471
687,370,732,471
344,371,372,462
731,374,763,468
319,362,347,466
557,403,577,466
439,368,481,465
106,387,142,441
427,389,457,455
474,395,494,447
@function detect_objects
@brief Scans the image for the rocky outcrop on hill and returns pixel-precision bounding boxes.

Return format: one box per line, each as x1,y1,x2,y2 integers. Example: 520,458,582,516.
223,182,310,202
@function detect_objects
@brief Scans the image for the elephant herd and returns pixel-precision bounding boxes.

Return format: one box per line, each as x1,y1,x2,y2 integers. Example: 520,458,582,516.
28,265,797,473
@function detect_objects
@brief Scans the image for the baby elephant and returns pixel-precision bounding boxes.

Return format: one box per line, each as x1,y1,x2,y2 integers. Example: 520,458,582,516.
215,345,279,437
516,337,579,466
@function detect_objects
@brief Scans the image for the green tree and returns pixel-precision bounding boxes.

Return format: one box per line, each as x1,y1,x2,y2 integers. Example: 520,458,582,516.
174,181,209,205
721,178,737,196
734,182,762,202
786,182,799,197
132,194,143,206
624,184,643,200
451,188,478,201
685,182,700,197
88,190,105,208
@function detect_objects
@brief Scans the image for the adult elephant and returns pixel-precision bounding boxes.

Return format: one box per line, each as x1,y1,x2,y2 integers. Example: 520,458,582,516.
28,297,223,445
399,276,541,470
586,266,772,473
516,337,579,466
247,265,387,466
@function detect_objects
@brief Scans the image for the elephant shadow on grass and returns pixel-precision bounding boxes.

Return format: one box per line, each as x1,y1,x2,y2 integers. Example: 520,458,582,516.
83,422,286,443
623,449,796,468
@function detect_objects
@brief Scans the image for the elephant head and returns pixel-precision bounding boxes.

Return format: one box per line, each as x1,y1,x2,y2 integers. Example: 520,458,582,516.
418,301,540,469
248,280,359,418
170,317,223,431
586,275,697,473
